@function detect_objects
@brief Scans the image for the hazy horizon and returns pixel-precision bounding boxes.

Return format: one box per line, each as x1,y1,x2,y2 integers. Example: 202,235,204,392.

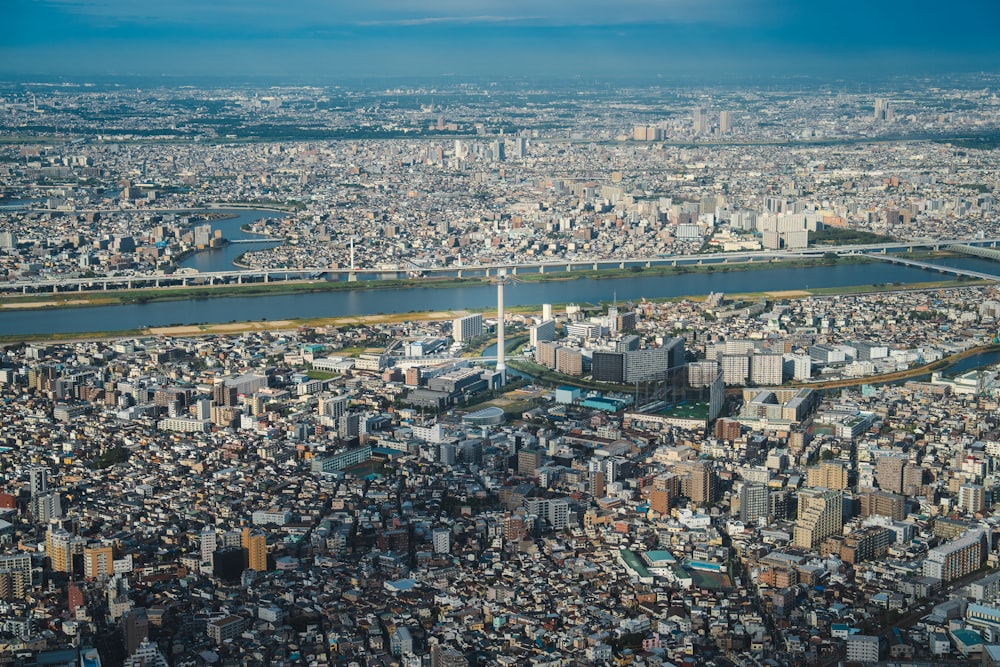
5,0,1000,81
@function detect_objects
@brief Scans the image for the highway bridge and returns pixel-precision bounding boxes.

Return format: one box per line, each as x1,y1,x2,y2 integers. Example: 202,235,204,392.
4,237,1000,295
872,254,1000,281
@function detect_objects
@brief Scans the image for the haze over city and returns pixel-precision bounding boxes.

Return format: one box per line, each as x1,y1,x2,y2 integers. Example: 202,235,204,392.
4,2,1000,667
5,0,1000,79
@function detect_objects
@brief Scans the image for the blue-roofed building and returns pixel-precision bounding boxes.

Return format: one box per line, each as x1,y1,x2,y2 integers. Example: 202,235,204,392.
950,628,984,658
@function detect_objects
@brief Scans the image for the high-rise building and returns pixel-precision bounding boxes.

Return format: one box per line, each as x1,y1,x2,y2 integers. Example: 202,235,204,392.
750,353,784,386
719,111,732,133
452,314,483,343
514,137,527,159
721,354,750,385
213,381,237,407
715,417,742,442
876,454,907,494
590,470,607,499
591,351,625,383
740,483,769,524
902,463,925,495
32,492,62,522
518,449,542,476
432,527,451,554
529,319,556,346
46,523,78,573
200,528,217,564
693,107,708,135
554,347,583,376
124,608,149,658
623,346,672,383
29,467,48,498
318,393,349,422
874,98,893,122
959,484,987,514
84,543,114,579
536,340,559,369
675,461,718,505
242,528,267,572
793,488,843,550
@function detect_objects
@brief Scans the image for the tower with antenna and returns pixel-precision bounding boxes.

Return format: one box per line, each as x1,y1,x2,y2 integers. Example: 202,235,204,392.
348,237,357,282
491,268,519,386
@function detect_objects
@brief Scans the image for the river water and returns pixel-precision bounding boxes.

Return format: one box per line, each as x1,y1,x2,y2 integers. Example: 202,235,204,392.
178,209,285,272
4,209,1000,336
0,261,974,336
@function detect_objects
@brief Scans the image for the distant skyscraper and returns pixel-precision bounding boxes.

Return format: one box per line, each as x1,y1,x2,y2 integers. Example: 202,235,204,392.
514,136,527,158
693,107,708,135
874,98,893,122
719,111,732,133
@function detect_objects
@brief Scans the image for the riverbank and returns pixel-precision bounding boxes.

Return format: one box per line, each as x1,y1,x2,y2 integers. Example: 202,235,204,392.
0,277,990,347
0,254,977,312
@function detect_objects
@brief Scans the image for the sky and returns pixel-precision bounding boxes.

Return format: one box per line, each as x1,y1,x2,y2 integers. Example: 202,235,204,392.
3,0,1000,81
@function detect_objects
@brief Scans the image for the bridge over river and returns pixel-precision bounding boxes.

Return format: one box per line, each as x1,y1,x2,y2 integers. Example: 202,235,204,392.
5,237,1000,295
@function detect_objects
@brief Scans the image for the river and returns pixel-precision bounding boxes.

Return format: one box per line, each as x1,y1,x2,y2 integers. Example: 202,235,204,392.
1,261,985,337
178,209,285,273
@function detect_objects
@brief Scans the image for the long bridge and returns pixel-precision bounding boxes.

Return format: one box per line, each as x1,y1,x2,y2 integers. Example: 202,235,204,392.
872,254,1000,281
5,237,1000,295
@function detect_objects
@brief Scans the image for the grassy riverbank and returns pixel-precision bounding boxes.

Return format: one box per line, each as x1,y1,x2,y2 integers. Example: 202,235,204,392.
0,253,916,312
0,274,990,347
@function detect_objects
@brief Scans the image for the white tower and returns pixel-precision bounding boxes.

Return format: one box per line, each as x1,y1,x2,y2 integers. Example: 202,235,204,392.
348,237,357,282
496,269,506,384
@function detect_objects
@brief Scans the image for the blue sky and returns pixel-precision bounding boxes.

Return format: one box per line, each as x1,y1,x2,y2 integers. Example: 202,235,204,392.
3,0,1000,79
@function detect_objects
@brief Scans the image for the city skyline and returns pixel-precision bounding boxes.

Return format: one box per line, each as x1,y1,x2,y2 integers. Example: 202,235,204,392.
5,0,1000,79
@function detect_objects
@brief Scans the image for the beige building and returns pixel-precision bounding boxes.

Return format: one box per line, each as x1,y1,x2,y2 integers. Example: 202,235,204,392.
793,488,842,550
